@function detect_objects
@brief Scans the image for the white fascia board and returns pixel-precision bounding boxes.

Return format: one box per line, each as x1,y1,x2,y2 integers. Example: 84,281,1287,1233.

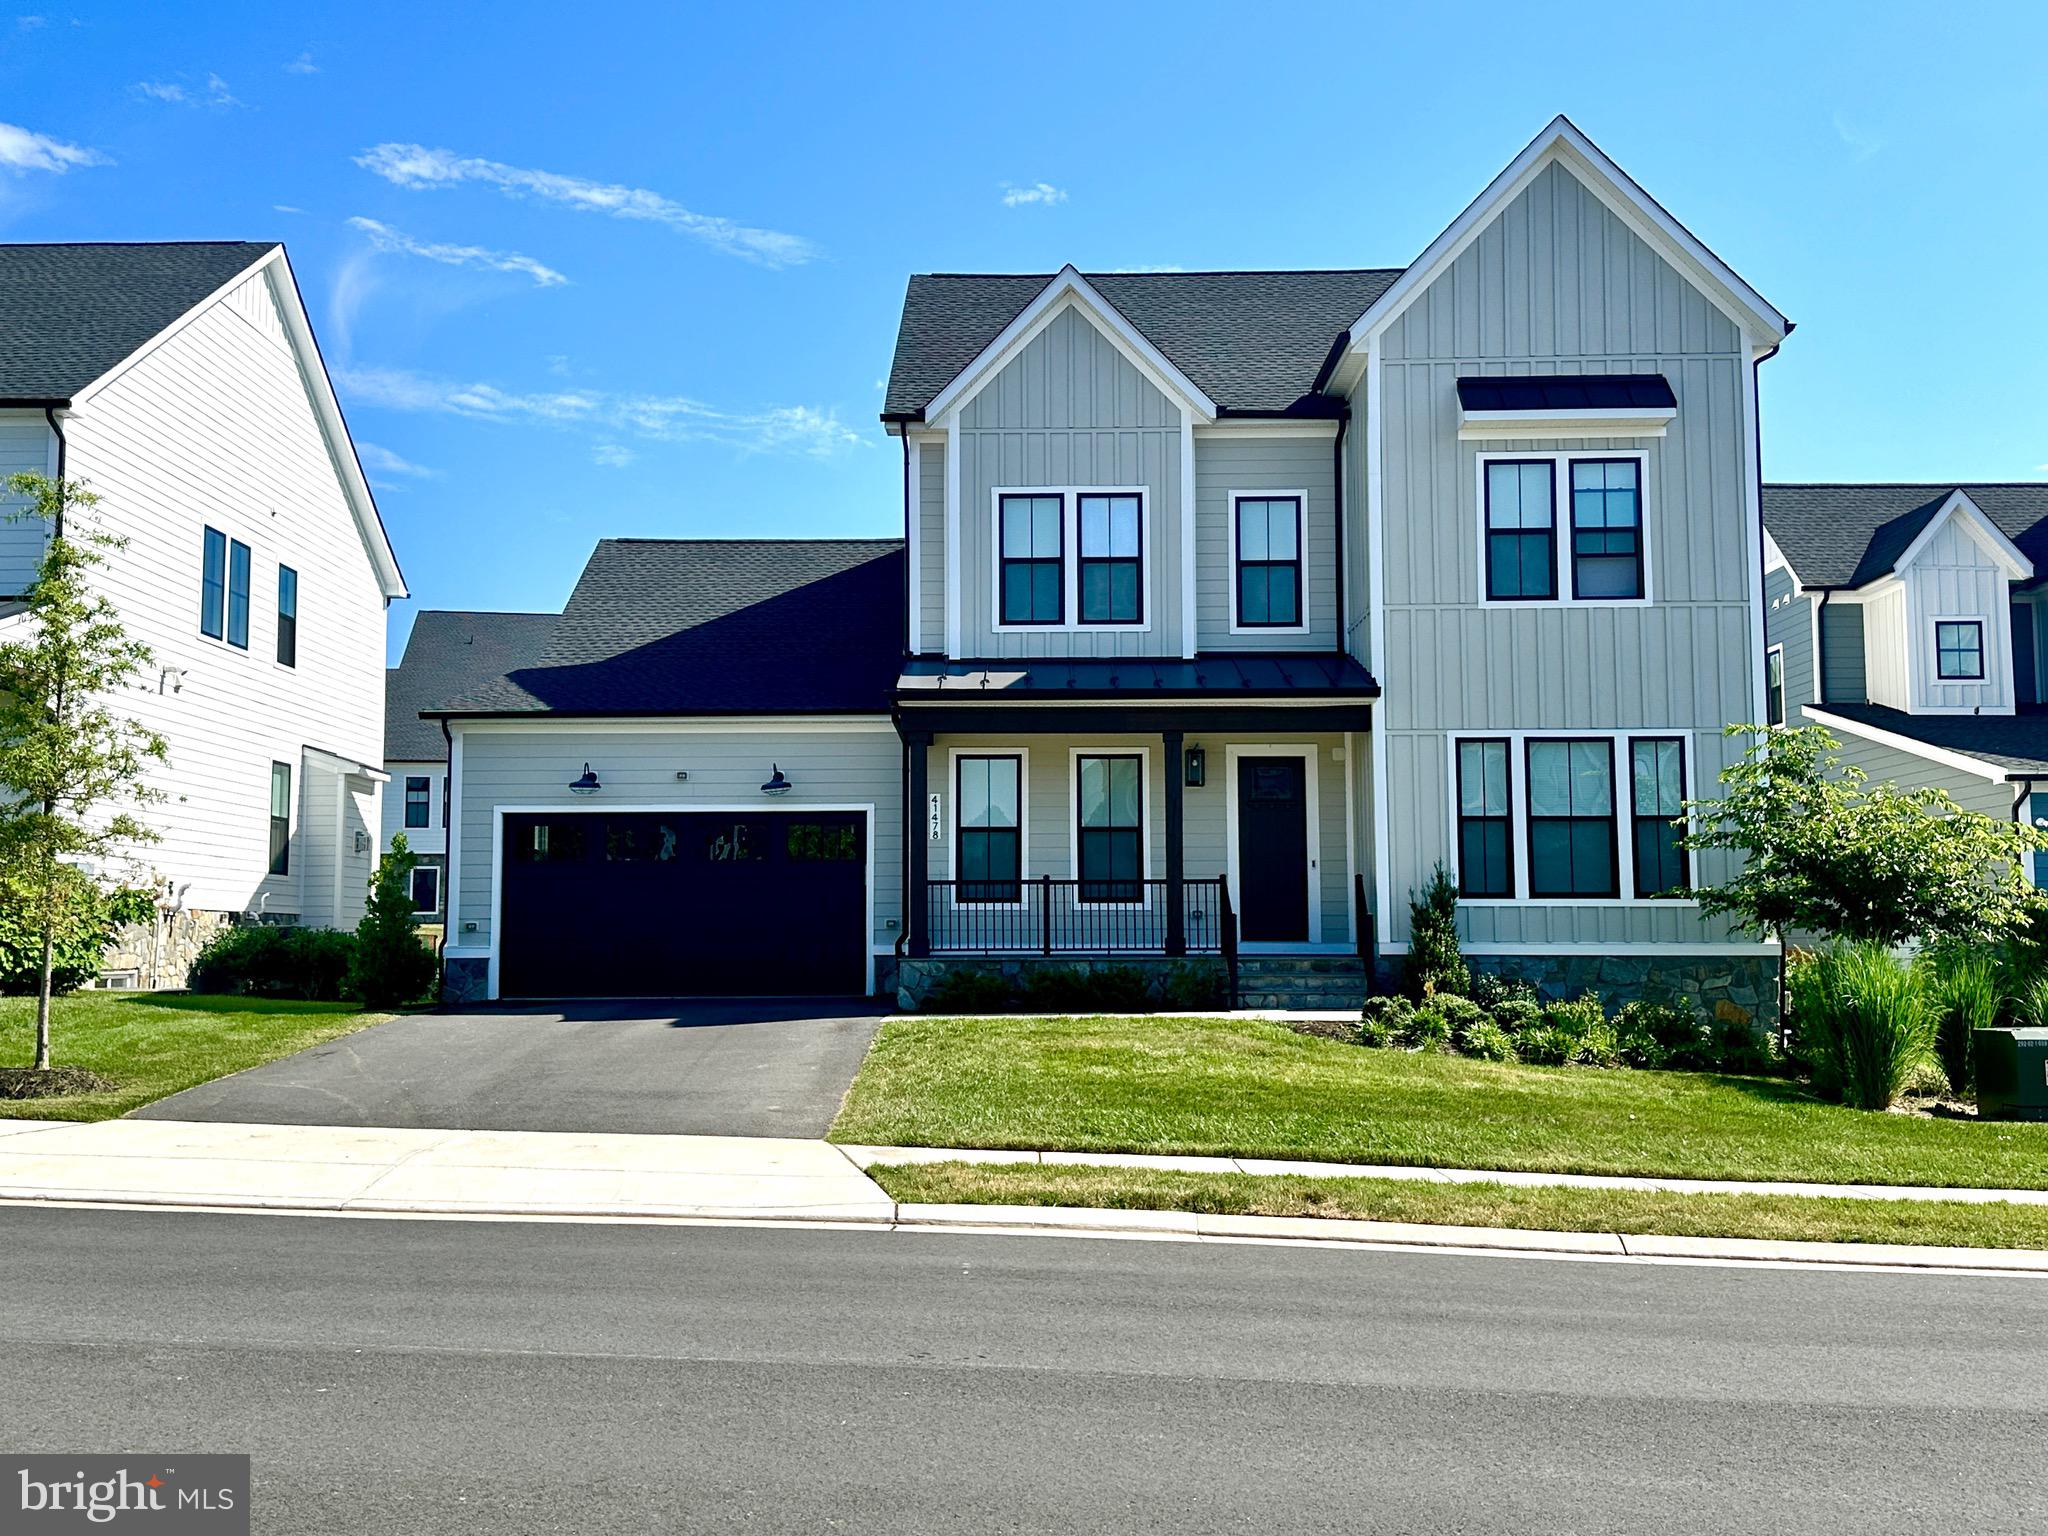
1892,490,2034,582
919,266,1217,425
306,744,390,782
1347,116,1790,352
1762,527,1801,588
1805,705,2011,784
1456,405,1674,440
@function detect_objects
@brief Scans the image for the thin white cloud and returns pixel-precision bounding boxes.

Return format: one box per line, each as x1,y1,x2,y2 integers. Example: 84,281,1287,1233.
347,215,567,287
17,14,45,27
592,443,635,468
1001,181,1067,208
1833,113,1883,161
1113,264,1183,273
353,142,819,267
334,364,863,458
356,442,440,479
272,203,304,215
284,51,318,74
0,120,106,172
136,73,240,109
136,81,187,103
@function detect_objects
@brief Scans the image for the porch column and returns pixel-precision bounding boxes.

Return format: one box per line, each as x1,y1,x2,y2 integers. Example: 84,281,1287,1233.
1163,728,1185,956
905,730,931,958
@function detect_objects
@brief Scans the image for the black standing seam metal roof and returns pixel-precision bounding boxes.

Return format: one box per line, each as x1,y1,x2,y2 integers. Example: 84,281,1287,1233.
386,611,558,761
883,269,1404,420
432,539,907,717
1810,702,2048,778
1456,374,1676,412
1764,483,2048,591
895,655,1379,699
0,241,279,401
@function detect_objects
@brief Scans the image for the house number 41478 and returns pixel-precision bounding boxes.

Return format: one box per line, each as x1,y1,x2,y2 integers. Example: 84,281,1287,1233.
928,793,943,843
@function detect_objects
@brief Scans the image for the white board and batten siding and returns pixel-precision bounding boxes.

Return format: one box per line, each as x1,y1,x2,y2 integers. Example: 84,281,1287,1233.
1373,159,1763,950
0,409,57,594
451,724,905,954
62,262,389,923
1860,517,2018,715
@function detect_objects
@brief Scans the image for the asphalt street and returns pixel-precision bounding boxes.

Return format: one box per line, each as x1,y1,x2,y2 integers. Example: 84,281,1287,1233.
2,1206,2044,1533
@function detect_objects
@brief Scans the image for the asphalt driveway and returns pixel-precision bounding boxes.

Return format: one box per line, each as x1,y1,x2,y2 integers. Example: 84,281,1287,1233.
132,999,887,1137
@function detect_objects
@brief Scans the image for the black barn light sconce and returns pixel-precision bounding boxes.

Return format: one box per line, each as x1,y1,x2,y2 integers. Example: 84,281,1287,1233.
760,765,793,796
568,764,602,796
1183,745,1206,788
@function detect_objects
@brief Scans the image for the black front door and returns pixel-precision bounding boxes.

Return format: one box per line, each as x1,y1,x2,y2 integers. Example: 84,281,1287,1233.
1236,756,1309,942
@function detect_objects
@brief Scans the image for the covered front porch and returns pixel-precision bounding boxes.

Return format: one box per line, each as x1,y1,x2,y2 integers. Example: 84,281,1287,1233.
894,656,1377,986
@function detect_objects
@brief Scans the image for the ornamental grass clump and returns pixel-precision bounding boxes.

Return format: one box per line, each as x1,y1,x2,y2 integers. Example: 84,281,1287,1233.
1788,943,1936,1111
1927,947,2002,1095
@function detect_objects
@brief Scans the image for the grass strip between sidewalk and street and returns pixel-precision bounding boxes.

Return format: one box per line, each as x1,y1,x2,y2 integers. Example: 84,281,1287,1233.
0,993,393,1121
869,1160,2048,1251
830,1014,2048,1189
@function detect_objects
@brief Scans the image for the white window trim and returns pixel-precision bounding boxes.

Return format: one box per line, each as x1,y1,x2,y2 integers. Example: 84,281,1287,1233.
1226,490,1311,637
1068,746,1153,909
1222,743,1324,946
1765,644,1787,727
1444,730,1699,908
990,486,1154,634
946,746,1031,911
410,862,442,917
1474,449,1653,608
404,773,435,831
1931,615,1991,685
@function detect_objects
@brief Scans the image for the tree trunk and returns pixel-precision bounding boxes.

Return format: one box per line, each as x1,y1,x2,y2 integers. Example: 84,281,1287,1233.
34,919,54,1071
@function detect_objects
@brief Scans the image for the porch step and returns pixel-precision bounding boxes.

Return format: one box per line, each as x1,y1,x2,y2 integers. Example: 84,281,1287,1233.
1233,957,1369,1013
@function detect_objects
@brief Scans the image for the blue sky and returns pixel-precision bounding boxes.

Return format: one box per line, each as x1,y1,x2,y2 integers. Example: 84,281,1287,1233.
1,2,2043,660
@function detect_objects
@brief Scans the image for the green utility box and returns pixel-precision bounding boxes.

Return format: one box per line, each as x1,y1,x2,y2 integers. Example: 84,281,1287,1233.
1974,1028,2048,1122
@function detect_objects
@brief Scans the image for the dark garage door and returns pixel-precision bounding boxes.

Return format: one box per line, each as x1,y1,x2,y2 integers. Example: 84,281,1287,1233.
499,810,867,999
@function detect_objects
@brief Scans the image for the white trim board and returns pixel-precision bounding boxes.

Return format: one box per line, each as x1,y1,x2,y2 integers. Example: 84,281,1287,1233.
1894,490,2034,583
1457,405,1673,440
1223,744,1324,945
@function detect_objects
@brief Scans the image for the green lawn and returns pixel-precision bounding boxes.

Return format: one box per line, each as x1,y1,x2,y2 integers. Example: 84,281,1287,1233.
0,993,392,1121
831,1014,2048,1189
870,1160,2048,1251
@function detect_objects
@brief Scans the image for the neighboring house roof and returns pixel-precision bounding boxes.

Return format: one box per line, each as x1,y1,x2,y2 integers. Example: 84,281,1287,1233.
433,539,906,718
386,610,557,760
0,241,279,402
1810,702,2048,779
884,268,1402,420
896,653,1379,701
1764,483,2048,589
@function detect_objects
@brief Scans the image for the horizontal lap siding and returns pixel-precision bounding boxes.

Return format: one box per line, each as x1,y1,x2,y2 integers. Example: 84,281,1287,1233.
1821,603,1866,703
63,267,387,922
0,411,54,594
1824,730,2011,821
455,727,903,949
1765,567,1814,714
1375,158,1756,950
1192,435,1337,650
918,438,945,650
956,305,1183,658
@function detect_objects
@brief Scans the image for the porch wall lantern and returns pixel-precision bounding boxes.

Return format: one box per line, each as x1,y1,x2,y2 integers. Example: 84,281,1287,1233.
761,765,793,796
568,764,602,796
1183,745,1206,788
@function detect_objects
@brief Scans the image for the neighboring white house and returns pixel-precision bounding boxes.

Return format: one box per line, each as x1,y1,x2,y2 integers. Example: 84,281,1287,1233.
381,609,555,927
0,241,407,985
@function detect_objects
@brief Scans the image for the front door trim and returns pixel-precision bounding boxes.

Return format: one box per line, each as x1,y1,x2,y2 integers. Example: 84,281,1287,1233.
487,802,876,1001
1223,744,1322,948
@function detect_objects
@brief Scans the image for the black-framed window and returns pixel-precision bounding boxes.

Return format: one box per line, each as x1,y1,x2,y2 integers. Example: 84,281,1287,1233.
1456,738,1513,897
1525,738,1617,898
1935,620,1985,681
1484,459,1556,600
1570,459,1643,599
999,494,1064,624
200,527,227,638
404,775,431,829
1630,737,1689,897
226,539,252,649
1766,646,1786,726
1077,493,1142,625
409,863,441,915
276,564,298,667
1076,753,1142,902
1235,495,1303,627
268,761,292,876
956,754,1022,902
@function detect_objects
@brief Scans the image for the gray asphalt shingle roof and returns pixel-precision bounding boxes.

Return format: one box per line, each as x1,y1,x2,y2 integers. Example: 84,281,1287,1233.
1764,483,2048,590
883,268,1404,419
434,539,906,718
0,241,278,401
386,611,557,760
1810,702,2048,778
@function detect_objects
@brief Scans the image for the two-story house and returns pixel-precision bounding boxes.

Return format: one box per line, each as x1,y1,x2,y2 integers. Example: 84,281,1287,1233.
1764,483,2048,887
0,242,406,986
428,118,1788,1015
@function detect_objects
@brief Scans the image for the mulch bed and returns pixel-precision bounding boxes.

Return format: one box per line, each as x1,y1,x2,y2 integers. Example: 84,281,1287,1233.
0,1066,114,1099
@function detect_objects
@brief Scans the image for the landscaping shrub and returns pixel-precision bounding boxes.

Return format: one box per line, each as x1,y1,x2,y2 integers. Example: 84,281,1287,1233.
1356,995,1414,1048
187,923,356,1001
1402,1000,1455,1053
1927,947,2001,1094
1015,964,1155,1014
1613,999,1712,1072
1490,993,1542,1039
1787,943,1935,1111
1403,862,1469,1000
1709,1015,1779,1077
917,968,1016,1014
0,877,154,997
1519,996,1619,1067
1466,972,1535,1012
1457,1016,1517,1064
1158,962,1228,1012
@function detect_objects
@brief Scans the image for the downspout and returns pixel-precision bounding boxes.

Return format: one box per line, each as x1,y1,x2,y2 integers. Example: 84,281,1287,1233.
1815,590,1832,706
899,428,913,658
1331,411,1349,657
43,406,66,540
439,717,456,977
1751,339,1784,711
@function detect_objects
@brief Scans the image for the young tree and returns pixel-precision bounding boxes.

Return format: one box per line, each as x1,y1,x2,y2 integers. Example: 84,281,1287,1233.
347,834,437,1009
1683,724,2047,948
1404,862,1470,999
0,474,165,1070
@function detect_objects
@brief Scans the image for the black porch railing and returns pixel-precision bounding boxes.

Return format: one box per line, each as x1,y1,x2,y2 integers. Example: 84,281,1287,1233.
925,877,1229,955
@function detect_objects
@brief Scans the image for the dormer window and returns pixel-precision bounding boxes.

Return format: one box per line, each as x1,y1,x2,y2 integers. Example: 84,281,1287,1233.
1935,620,1986,682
